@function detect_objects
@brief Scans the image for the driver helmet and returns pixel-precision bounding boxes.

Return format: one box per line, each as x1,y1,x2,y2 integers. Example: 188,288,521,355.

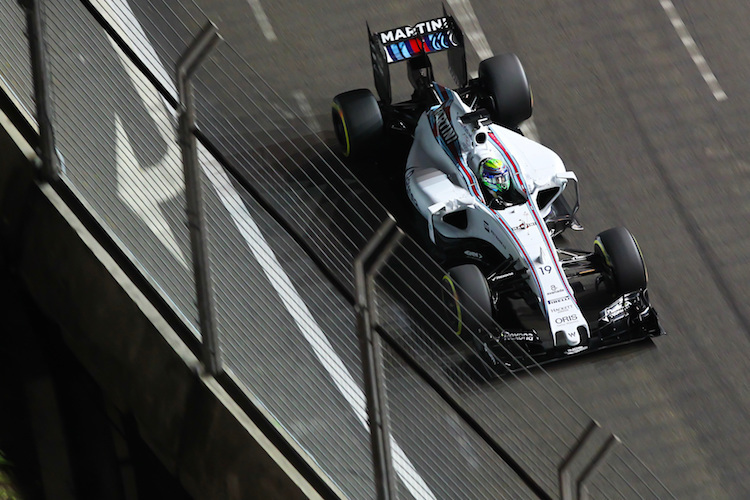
479,158,511,198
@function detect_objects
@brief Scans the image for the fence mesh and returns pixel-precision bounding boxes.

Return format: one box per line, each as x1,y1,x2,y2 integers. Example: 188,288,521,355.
200,145,375,497
44,0,199,328
0,0,677,497
191,45,386,290
587,444,676,499
381,340,539,499
373,238,593,496
0,0,35,122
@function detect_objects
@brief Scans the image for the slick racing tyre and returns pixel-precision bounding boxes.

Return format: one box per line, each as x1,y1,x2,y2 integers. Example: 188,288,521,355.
331,89,383,158
594,227,648,295
442,264,495,342
478,54,533,130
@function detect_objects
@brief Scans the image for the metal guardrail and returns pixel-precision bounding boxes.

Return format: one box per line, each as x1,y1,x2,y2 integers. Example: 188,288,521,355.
0,0,677,498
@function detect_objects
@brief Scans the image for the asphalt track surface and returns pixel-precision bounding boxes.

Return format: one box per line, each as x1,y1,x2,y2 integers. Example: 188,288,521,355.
5,0,750,497
174,1,750,497
170,0,750,497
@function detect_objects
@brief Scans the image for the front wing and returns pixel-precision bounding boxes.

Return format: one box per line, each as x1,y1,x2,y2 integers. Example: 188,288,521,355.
479,290,664,371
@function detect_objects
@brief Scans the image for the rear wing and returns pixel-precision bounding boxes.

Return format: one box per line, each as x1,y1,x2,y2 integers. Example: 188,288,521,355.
369,11,467,104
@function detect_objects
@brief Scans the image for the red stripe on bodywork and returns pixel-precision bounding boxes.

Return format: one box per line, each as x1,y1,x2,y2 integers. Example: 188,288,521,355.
491,208,545,298
488,131,576,302
409,38,422,54
457,161,483,200
453,153,544,296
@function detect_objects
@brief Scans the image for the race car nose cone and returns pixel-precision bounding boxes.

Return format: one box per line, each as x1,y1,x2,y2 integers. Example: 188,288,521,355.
565,329,580,346
555,328,581,347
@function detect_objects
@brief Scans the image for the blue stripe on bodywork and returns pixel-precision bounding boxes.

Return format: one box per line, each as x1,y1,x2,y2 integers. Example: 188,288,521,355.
387,44,403,61
398,41,411,59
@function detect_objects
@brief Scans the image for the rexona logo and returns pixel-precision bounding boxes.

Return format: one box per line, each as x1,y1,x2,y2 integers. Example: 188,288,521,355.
503,331,536,342
554,314,578,324
379,17,449,44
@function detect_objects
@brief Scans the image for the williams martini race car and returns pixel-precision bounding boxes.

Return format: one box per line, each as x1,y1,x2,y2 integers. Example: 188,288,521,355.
331,13,663,368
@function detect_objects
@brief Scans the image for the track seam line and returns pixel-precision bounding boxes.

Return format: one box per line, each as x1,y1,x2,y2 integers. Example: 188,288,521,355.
659,0,727,101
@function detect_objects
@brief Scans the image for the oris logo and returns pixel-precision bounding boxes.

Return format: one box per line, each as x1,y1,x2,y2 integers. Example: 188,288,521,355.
555,314,578,324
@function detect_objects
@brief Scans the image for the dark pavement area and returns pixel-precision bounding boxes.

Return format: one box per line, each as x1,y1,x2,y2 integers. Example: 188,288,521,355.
0,250,190,500
0,263,42,499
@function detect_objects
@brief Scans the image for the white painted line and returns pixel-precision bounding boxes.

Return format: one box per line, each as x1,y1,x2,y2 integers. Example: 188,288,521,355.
446,0,541,141
660,0,727,101
247,0,277,42
90,0,177,101
292,90,321,133
446,0,493,61
94,0,188,266
111,41,188,268
203,151,436,500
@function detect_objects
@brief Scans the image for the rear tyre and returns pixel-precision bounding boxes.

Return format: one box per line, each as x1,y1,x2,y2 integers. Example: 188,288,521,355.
594,227,648,295
331,89,383,158
478,54,533,130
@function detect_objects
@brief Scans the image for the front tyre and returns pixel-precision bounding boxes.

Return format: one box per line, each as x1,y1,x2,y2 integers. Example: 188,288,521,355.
442,264,495,341
331,89,383,158
594,227,648,295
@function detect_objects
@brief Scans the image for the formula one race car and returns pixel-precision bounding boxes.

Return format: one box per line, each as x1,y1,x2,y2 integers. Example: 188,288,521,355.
332,13,663,368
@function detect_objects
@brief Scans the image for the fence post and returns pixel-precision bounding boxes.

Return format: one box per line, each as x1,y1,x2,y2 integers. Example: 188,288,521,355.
354,217,403,500
19,0,59,181
578,433,620,500
559,419,620,500
176,22,223,375
560,420,598,500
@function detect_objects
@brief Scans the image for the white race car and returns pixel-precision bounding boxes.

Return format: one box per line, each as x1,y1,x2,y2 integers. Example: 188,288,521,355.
332,14,662,368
